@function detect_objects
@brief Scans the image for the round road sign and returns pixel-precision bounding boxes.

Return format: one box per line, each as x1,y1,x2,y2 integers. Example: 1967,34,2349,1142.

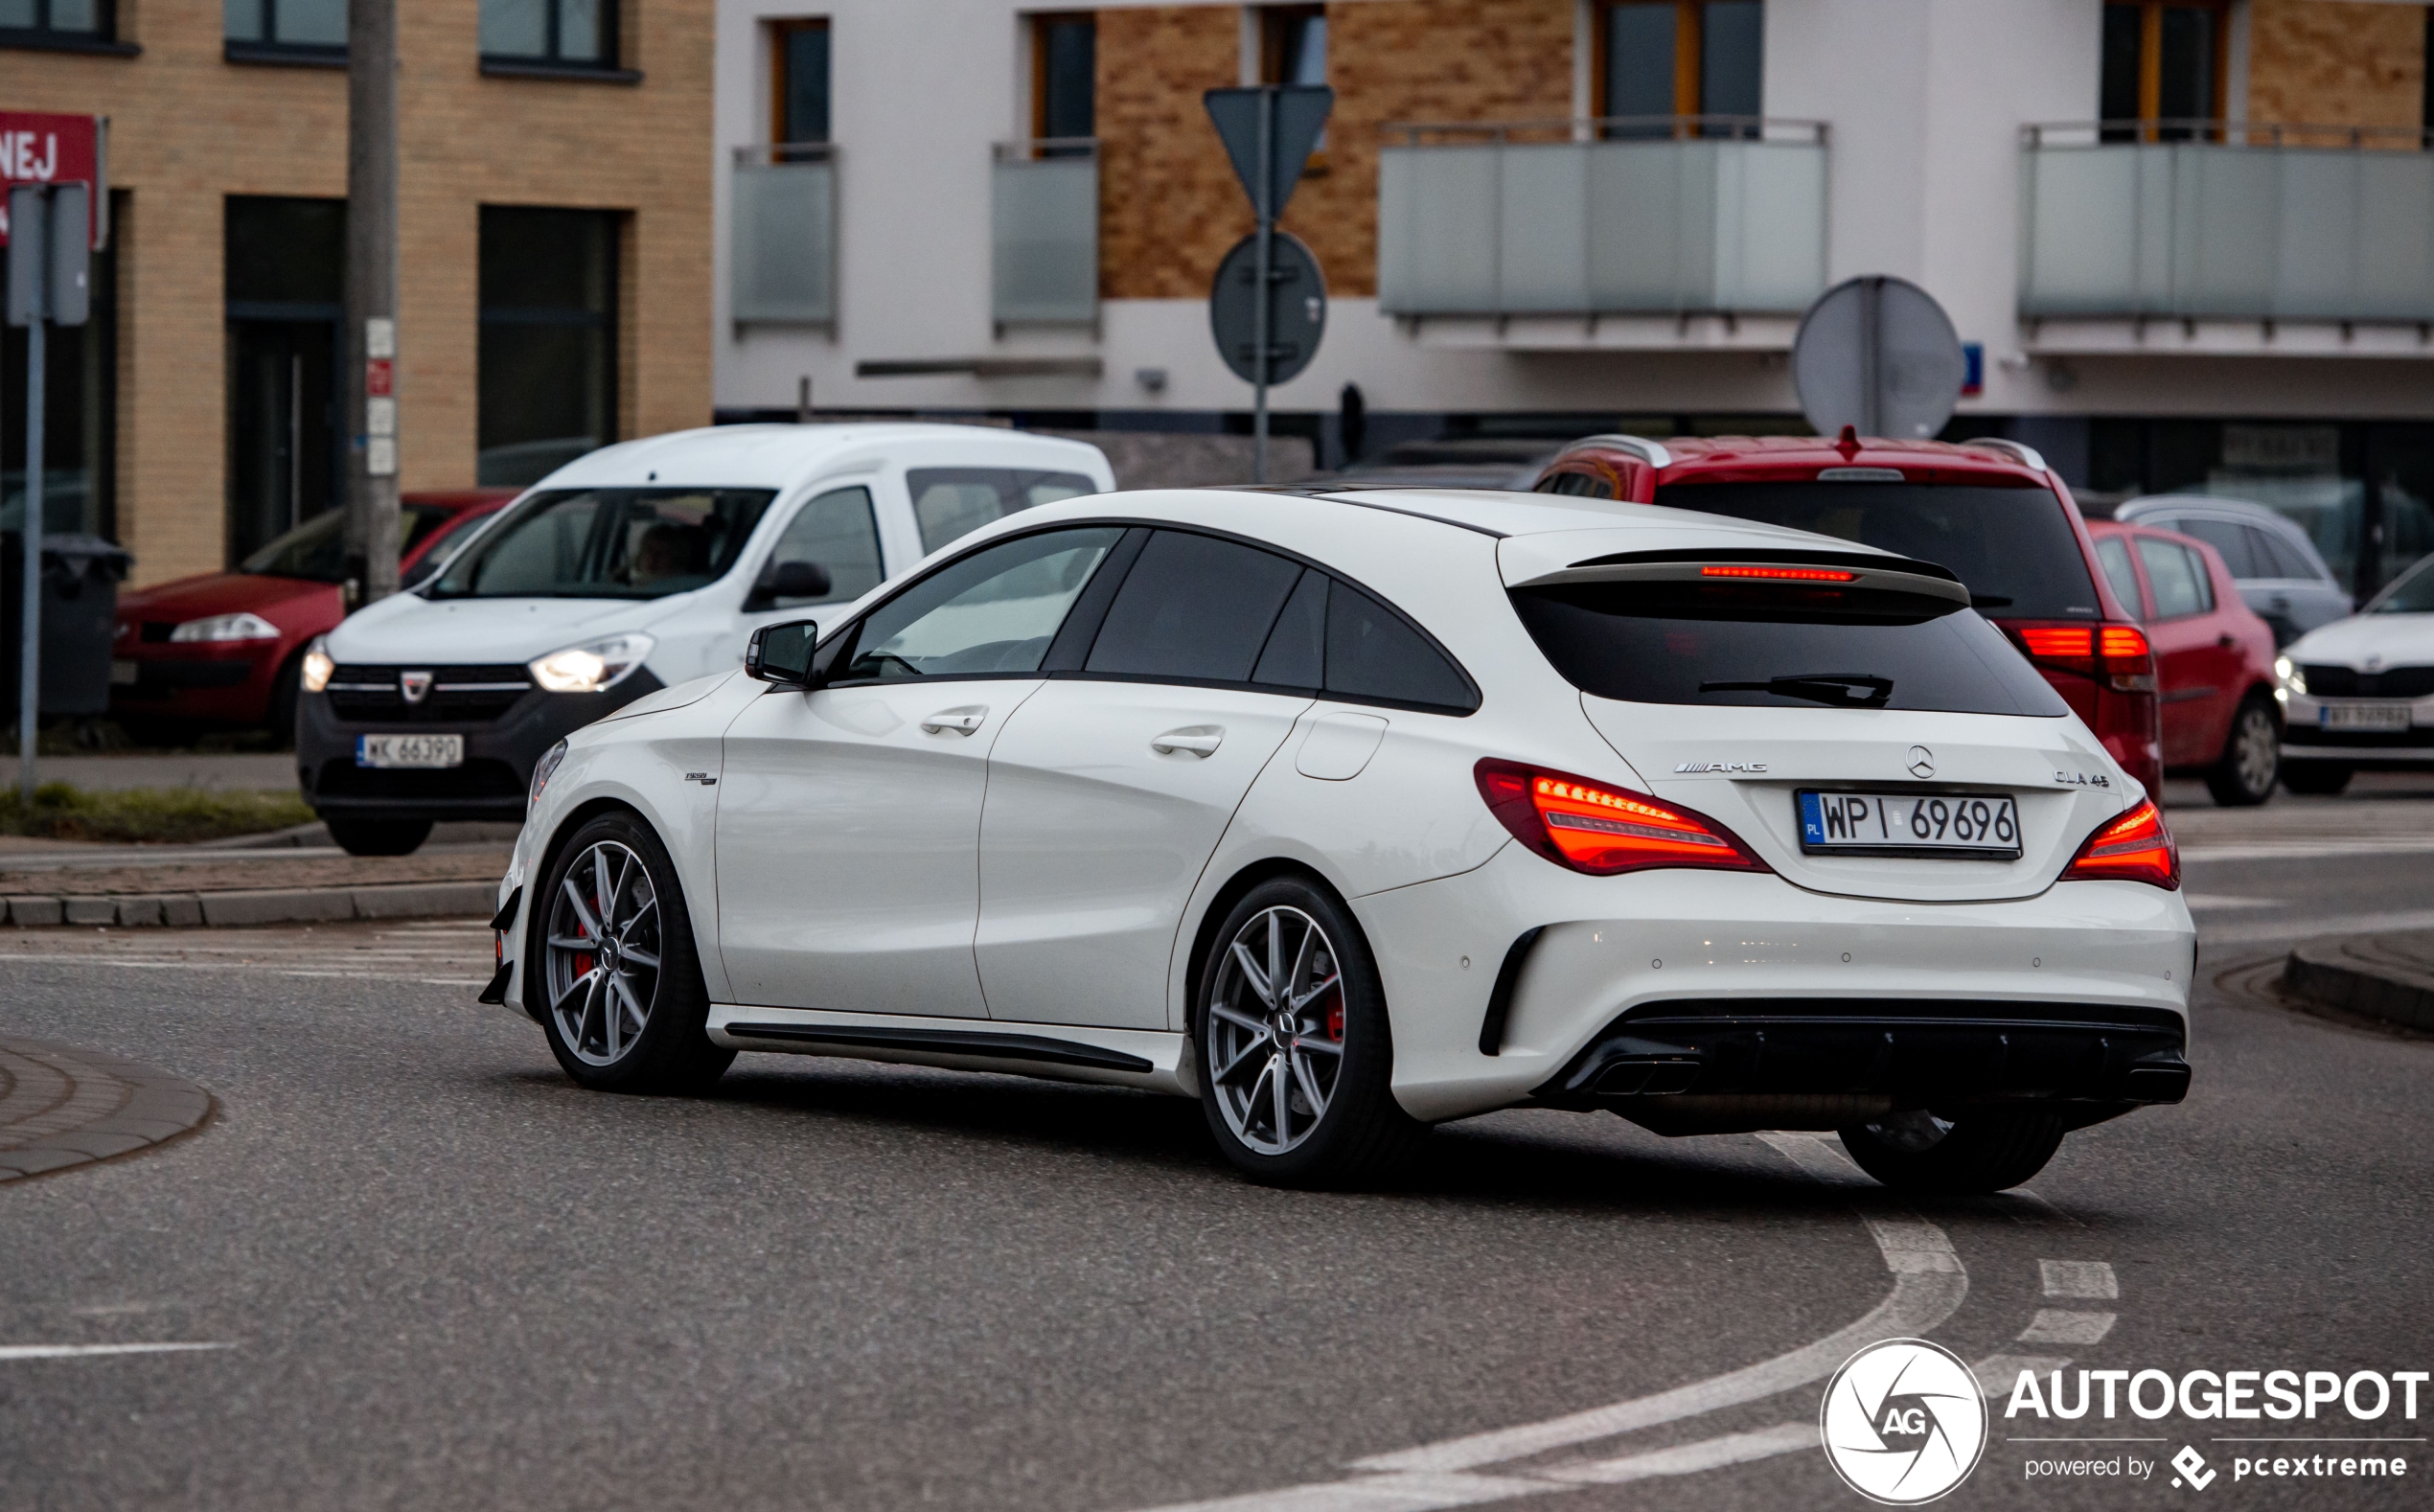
1209,231,1326,386
1791,275,1965,441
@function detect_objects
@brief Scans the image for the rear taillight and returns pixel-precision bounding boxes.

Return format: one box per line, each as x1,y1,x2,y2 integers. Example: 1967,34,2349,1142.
2061,799,2179,890
1475,760,1771,877
2011,622,2156,694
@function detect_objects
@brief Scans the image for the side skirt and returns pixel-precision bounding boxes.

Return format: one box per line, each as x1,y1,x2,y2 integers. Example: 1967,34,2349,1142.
707,1006,1195,1096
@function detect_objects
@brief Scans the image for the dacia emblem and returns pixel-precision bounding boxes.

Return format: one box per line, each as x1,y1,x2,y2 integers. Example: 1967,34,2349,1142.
401,670,434,705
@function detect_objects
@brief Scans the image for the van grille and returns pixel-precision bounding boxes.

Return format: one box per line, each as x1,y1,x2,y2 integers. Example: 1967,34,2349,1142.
325,663,533,722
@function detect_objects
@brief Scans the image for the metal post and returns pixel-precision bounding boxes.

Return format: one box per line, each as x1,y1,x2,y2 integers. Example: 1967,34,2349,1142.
344,0,402,607
20,297,44,804
1252,87,1274,485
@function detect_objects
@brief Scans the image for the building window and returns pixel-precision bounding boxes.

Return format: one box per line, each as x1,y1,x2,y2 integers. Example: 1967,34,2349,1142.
224,0,346,59
1259,4,1324,87
1032,13,1094,143
1601,1,1762,134
480,0,615,69
478,207,618,489
225,196,345,565
2101,1,2227,141
771,19,831,151
0,0,115,45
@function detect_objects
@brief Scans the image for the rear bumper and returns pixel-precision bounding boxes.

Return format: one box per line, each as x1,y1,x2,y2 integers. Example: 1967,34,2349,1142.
297,673,662,823
1352,841,2195,1123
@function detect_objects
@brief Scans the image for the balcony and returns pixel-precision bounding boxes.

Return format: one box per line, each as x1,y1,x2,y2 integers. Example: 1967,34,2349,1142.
730,144,836,327
2020,122,2434,325
1376,117,1829,321
993,139,1098,331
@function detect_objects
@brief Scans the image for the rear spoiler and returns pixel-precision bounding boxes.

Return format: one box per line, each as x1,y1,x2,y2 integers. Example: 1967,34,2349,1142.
1508,547,1971,609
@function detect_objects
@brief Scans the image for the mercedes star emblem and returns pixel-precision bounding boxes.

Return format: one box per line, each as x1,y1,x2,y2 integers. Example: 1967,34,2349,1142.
1907,745,1936,779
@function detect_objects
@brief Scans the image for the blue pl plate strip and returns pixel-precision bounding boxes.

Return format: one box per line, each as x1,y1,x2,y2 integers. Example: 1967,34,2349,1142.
1797,790,1826,846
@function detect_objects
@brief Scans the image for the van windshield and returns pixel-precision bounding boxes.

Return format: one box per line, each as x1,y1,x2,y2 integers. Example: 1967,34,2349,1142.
426,488,777,599
1652,482,2101,619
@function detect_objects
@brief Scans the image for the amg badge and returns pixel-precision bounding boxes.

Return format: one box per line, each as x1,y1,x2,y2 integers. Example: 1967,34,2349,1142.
1675,761,1767,774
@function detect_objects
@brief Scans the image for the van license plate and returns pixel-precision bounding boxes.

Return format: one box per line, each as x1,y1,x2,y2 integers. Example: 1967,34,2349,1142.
357,733,463,768
2319,702,2411,731
1798,790,2021,858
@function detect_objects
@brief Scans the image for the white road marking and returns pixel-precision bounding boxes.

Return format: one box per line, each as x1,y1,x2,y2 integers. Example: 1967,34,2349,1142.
2016,1309,2117,1345
0,1342,233,1361
1126,1133,1969,1511
2040,1260,2119,1299
2199,907,2434,946
2180,838,2434,861
2181,894,2284,910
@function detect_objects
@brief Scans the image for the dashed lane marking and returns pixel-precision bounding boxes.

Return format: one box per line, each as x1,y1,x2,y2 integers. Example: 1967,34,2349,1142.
0,1342,234,1361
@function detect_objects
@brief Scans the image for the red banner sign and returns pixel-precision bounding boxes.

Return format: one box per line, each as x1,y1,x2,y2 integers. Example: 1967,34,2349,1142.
0,111,102,248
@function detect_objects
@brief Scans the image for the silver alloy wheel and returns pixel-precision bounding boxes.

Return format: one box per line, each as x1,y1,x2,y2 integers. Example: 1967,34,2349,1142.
543,839,663,1067
2232,703,2279,795
1206,905,1345,1156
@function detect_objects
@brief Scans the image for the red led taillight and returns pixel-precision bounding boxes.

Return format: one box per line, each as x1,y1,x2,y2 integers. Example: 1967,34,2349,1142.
2012,622,2155,693
1475,760,1771,877
1698,564,1858,583
2061,799,2179,890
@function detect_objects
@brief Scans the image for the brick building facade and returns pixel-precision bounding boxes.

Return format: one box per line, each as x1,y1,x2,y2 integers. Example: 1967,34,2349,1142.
0,0,713,587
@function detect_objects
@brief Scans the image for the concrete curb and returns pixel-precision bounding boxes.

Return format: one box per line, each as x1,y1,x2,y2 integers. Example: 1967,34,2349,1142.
0,1036,214,1183
2282,930,2434,1033
2,880,494,930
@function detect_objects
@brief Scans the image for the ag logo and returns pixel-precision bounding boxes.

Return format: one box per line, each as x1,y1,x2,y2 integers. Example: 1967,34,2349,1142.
1820,1339,1986,1504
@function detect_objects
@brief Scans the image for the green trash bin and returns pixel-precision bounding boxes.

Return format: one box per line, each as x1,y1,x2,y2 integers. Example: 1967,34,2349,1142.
3,532,134,721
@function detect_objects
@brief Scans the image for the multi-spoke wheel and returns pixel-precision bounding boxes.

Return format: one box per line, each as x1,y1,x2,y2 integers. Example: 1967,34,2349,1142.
1197,877,1426,1185
531,812,732,1093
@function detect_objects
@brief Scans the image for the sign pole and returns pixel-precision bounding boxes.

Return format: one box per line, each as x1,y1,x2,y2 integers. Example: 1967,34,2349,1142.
344,0,402,608
1251,88,1274,485
17,192,44,805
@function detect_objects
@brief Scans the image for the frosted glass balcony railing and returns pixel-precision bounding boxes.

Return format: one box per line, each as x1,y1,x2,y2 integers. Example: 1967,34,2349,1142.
993,140,1098,329
2020,121,2434,322
1376,117,1829,318
731,144,837,326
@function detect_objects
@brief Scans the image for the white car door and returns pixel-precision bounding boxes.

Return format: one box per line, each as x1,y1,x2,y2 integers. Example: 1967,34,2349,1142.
976,530,1320,1030
714,525,1130,1017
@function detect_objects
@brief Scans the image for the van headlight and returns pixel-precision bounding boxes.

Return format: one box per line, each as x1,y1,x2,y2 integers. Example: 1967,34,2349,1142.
528,632,654,694
301,635,335,694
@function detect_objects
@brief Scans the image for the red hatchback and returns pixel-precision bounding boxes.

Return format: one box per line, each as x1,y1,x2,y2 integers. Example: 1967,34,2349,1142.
110,492,514,743
2086,519,2283,805
1531,434,2165,797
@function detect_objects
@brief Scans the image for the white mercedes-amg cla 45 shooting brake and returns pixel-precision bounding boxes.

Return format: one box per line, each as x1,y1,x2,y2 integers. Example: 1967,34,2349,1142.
486,486,2195,1194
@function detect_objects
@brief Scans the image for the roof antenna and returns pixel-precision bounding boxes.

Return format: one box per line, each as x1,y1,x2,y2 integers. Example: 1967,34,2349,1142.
1835,424,1861,460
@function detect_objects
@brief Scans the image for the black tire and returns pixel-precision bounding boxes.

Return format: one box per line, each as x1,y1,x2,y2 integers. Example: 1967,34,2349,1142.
265,652,305,751
326,816,433,856
2204,694,2280,807
1194,876,1428,1187
2279,761,2353,796
530,810,733,1095
1837,1109,2066,1195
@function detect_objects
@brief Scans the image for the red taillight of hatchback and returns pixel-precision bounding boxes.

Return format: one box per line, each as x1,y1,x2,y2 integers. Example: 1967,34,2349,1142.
2061,799,2179,890
2011,624,2157,693
1475,760,1771,877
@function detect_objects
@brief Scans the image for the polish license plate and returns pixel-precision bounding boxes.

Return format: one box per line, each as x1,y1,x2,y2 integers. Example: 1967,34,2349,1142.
1798,790,2022,858
2319,702,2412,732
108,659,138,686
356,733,463,768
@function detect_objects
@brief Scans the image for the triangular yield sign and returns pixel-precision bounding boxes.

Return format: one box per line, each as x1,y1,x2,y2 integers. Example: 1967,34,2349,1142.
1204,84,1335,220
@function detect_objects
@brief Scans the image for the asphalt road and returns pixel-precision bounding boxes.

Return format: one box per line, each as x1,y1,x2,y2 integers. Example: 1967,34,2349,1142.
2,787,2431,1511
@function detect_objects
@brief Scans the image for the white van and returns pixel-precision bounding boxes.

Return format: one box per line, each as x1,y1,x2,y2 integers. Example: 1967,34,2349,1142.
298,424,1114,855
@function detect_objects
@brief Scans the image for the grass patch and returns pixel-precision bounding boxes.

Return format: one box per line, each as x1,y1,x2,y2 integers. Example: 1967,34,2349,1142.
0,784,315,844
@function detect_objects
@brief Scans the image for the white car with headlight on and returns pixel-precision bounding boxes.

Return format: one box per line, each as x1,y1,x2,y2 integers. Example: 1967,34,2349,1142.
296,424,1113,855
488,485,2195,1193
2275,553,2434,793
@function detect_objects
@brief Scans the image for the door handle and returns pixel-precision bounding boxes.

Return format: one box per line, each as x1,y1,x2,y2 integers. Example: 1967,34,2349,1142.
920,706,988,736
1151,724,1225,757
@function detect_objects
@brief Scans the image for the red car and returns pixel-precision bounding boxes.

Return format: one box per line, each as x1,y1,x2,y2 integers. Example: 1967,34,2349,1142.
1530,433,2165,797
2086,518,2283,805
110,492,515,744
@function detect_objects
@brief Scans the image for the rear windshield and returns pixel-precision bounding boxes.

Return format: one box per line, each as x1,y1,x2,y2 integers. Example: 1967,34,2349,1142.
1651,483,2101,619
1510,580,2070,716
427,488,777,599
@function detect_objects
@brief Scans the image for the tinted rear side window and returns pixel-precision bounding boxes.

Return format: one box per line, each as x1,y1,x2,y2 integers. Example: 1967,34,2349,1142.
1651,483,2101,618
1086,531,1304,682
1510,582,2068,717
1327,584,1478,712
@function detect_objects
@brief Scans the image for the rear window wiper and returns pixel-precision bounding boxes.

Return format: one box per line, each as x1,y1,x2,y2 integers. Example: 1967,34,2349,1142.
1698,672,1894,708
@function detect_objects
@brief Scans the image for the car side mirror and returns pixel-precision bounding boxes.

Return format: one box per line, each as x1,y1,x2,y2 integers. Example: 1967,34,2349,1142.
745,619,820,686
745,558,831,611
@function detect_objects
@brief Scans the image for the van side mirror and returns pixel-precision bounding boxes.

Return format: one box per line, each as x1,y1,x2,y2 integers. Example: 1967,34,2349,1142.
745,619,820,686
745,558,832,611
